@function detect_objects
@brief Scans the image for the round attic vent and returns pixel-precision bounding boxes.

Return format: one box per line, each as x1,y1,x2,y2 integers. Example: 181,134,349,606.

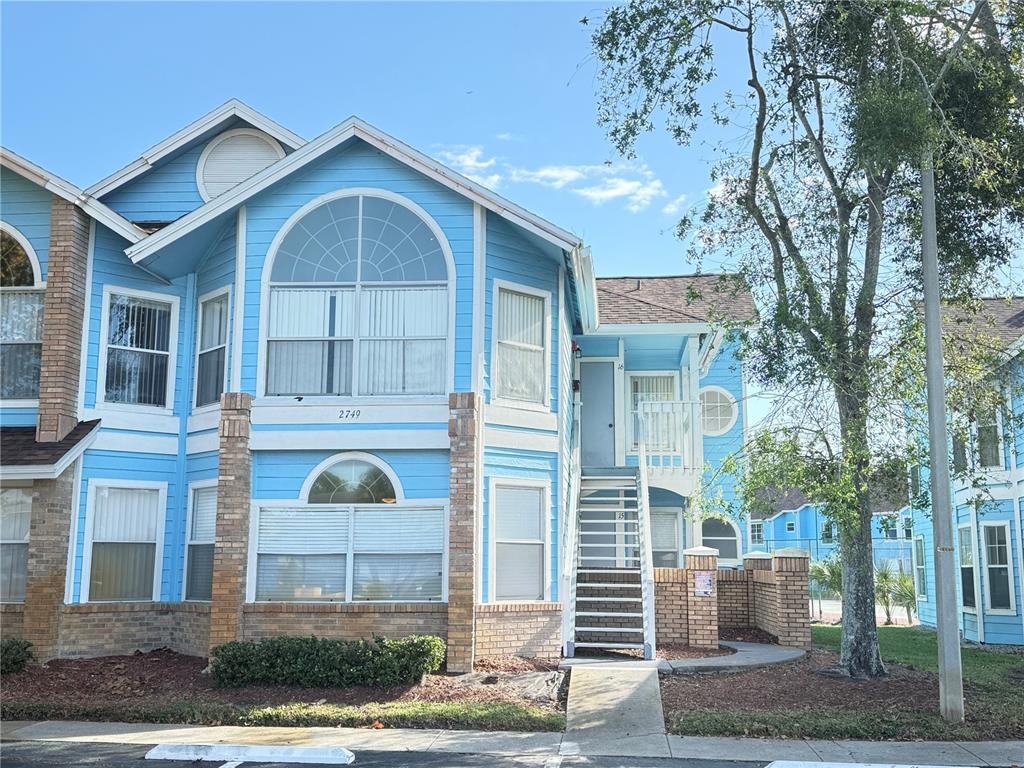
196,128,285,201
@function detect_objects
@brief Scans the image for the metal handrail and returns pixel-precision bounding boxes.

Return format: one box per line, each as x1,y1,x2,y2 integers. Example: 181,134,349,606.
635,434,657,660
560,410,582,656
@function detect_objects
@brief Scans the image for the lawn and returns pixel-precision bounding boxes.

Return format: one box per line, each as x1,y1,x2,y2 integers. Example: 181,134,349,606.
662,624,1024,741
0,649,565,732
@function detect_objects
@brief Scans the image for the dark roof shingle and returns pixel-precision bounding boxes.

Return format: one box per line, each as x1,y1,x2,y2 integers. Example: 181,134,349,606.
1,420,100,467
596,274,757,326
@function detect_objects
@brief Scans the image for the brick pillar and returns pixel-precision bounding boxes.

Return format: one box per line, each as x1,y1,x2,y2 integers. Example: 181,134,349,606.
208,393,253,654
684,546,719,649
22,464,77,661
771,548,811,648
447,392,479,673
743,552,772,627
36,198,90,443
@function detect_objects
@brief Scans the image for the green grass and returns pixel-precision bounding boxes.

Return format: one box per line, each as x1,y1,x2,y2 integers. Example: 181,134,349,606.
665,624,1024,741
0,699,564,733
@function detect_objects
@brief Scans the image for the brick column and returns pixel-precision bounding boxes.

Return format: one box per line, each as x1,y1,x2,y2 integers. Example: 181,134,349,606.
684,546,719,649
743,551,772,626
37,198,90,443
22,464,77,661
447,392,480,673
771,548,811,648
208,393,253,654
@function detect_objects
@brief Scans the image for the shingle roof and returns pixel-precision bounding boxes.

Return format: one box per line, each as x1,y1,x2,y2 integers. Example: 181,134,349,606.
1,420,100,467
750,484,908,520
938,296,1024,350
596,274,757,326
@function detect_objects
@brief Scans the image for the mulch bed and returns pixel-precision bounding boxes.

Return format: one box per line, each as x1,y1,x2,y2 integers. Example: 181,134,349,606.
473,656,561,673
662,648,938,713
2,649,563,714
719,626,777,644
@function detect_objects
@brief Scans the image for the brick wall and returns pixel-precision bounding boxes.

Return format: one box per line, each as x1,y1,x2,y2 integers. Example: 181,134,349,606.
21,465,76,660
209,393,252,653
37,198,89,443
748,550,811,648
716,569,750,628
2,605,24,639
475,603,561,658
654,568,689,644
447,392,480,673
242,603,447,641
685,548,719,649
59,603,210,658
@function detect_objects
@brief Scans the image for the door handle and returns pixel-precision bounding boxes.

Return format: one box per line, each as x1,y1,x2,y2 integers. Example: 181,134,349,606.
608,423,613,428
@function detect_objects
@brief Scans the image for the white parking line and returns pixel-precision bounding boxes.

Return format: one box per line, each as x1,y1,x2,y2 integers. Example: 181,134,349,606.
144,742,355,764
766,763,980,768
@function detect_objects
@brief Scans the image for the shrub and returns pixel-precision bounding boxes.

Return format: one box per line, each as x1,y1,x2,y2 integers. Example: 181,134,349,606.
1,638,33,674
210,634,446,688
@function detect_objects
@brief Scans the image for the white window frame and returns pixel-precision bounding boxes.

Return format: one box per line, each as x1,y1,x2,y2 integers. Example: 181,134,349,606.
0,221,45,407
245,499,450,604
490,279,552,413
701,517,742,566
973,407,1005,471
821,521,835,544
957,523,977,614
699,385,739,437
981,521,1016,615
786,521,796,534
298,451,406,503
626,371,679,452
651,506,686,566
255,188,457,404
489,477,551,602
81,479,167,603
0,481,32,603
97,285,180,414
182,478,218,602
912,535,928,602
192,286,230,412
749,520,764,546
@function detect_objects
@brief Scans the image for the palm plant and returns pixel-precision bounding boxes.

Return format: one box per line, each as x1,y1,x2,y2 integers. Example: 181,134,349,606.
874,562,896,626
809,557,842,600
893,572,917,624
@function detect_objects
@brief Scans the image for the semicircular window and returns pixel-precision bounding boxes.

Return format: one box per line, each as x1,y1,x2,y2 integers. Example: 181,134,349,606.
1,229,44,400
266,194,449,397
308,459,398,504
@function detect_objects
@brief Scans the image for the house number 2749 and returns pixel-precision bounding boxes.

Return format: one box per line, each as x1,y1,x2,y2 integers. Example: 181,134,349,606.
338,409,362,420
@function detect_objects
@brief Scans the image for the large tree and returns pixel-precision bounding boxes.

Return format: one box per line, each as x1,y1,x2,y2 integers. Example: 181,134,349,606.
591,0,1024,678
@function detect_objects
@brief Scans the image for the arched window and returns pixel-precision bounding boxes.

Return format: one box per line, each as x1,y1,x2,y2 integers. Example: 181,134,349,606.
1,225,44,400
702,517,740,562
264,192,451,397
308,457,398,504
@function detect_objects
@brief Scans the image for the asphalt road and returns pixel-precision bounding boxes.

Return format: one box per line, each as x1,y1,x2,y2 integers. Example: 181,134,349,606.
0,741,764,768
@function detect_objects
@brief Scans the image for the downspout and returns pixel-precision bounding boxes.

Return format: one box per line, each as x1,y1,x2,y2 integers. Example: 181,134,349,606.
174,273,198,601
970,501,985,643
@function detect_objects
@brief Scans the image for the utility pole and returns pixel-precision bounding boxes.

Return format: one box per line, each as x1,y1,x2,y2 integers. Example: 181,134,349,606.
920,148,965,723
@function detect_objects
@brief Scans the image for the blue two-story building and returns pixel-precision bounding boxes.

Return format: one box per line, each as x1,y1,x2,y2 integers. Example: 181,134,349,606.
0,100,755,664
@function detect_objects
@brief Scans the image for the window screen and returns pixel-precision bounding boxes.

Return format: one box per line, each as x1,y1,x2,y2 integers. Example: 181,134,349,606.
494,485,545,600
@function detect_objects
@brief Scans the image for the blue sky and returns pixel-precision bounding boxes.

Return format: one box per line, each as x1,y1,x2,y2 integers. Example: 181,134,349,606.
0,1,744,279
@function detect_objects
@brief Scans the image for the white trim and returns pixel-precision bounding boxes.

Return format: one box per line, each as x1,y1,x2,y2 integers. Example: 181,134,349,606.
91,432,178,455
472,203,486,394
298,451,406,503
483,404,558,432
186,431,219,454
192,285,231,410
255,188,457,400
490,278,552,412
187,408,220,433
0,220,42,285
0,423,99,481
76,221,97,416
957,522,979,618
251,401,448,424
63,457,84,603
699,385,739,437
980,520,1017,615
230,207,246,391
80,408,179,434
84,99,305,199
624,371,680,453
196,127,286,203
488,476,552,603
250,428,448,452
124,117,581,265
748,519,765,548
182,478,218,602
912,535,928,602
1,147,144,244
81,478,167,603
483,427,559,453
592,322,713,336
96,285,180,413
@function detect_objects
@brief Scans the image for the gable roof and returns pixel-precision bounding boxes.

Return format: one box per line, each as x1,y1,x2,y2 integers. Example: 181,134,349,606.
596,274,757,326
940,296,1024,350
84,99,306,200
0,147,145,243
0,420,100,480
750,484,909,521
124,116,583,265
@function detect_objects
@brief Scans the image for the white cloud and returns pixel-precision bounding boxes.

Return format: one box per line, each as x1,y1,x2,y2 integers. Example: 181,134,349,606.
509,160,667,212
662,193,688,215
574,176,667,212
509,164,593,189
436,145,501,188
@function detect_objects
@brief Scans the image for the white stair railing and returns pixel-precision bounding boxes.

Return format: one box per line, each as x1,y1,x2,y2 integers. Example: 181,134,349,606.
635,436,657,660
560,411,582,656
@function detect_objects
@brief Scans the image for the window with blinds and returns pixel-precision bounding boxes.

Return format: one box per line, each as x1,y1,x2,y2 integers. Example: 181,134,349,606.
0,487,31,602
983,524,1013,611
254,506,445,602
913,537,928,599
265,194,449,398
195,293,229,408
651,509,680,567
628,375,676,449
494,287,547,406
186,486,217,600
494,484,546,601
1,229,44,401
87,485,161,601
958,526,976,609
103,293,174,407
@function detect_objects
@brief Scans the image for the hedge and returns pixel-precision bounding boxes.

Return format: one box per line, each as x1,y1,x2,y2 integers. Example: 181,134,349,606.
210,634,446,688
1,639,33,675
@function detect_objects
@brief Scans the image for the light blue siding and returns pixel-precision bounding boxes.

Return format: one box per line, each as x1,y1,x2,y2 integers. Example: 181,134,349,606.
0,167,51,279
701,338,745,521
101,144,206,222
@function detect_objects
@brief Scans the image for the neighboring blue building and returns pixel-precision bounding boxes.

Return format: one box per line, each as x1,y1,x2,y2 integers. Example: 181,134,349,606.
0,100,756,661
911,298,1024,646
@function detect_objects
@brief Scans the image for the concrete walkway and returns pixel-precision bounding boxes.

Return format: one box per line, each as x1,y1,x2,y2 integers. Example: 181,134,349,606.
2,720,1023,765
559,641,805,674
562,667,669,757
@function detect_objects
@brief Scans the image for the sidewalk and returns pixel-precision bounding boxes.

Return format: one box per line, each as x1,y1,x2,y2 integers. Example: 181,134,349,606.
3,720,1022,766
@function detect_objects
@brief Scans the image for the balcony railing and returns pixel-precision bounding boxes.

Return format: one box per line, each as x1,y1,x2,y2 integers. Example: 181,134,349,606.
637,399,700,473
